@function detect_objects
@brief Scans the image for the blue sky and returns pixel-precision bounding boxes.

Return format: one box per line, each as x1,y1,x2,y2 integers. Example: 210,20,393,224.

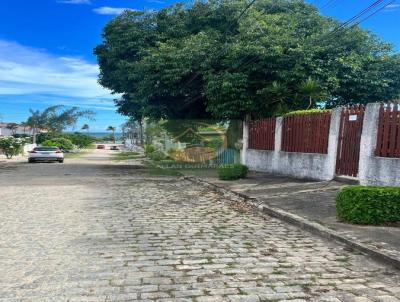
0,0,399,132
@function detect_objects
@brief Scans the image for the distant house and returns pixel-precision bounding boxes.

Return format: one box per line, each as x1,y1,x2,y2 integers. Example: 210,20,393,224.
0,122,34,137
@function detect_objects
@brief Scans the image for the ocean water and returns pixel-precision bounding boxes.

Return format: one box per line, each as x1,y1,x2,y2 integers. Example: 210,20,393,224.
87,132,122,138
64,132,122,138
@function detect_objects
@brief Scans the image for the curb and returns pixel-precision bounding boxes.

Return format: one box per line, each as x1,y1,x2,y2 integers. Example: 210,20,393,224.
183,175,400,271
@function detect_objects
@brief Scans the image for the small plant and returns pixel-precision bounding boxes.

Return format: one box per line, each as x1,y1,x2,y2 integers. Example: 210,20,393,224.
144,144,156,156
336,186,400,225
217,164,249,180
148,150,167,161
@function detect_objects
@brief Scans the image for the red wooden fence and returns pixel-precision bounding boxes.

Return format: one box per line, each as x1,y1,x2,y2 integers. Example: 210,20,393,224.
281,112,331,154
248,118,276,150
375,101,400,158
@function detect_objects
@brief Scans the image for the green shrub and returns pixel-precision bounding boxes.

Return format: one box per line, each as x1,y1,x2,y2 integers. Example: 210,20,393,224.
284,109,331,117
336,186,400,225
63,133,95,148
144,144,156,156
218,164,249,180
41,138,75,151
37,132,94,148
41,140,59,147
148,150,167,161
37,132,58,144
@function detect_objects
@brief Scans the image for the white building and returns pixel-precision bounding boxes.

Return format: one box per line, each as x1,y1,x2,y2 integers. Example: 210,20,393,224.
0,122,34,137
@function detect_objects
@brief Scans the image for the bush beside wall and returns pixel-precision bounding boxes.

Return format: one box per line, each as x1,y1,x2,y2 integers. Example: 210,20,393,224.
284,109,331,117
218,164,249,180
336,186,400,225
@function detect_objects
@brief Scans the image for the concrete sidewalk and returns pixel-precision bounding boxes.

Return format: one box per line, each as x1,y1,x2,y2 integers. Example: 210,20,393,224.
186,171,400,267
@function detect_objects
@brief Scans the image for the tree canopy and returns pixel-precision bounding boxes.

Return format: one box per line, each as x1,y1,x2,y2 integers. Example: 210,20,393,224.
95,0,400,121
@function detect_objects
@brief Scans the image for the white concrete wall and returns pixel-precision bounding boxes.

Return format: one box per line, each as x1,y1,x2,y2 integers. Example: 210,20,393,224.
23,144,37,155
0,126,34,137
359,103,400,186
242,108,341,181
243,104,400,186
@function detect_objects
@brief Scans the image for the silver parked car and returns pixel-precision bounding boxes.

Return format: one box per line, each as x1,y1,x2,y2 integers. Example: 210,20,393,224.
28,147,64,163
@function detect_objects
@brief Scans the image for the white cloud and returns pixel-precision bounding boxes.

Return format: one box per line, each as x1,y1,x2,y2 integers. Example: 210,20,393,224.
0,40,115,103
385,3,400,11
57,0,91,4
147,0,166,3
93,6,131,15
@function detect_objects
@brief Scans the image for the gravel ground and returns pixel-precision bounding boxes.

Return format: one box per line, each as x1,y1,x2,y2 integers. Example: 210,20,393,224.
0,150,399,302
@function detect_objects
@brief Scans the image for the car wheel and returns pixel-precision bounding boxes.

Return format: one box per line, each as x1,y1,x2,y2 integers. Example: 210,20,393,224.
58,160,64,163
28,159,35,163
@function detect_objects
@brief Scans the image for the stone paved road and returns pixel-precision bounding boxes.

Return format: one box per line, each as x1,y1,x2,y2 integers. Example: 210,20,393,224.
0,150,399,302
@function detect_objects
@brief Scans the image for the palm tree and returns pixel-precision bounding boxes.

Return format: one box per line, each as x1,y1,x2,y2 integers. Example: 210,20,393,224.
81,124,90,133
298,77,324,109
26,105,95,133
106,126,116,143
26,110,41,144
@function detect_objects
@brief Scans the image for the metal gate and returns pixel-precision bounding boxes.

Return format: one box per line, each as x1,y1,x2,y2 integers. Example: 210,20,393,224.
335,105,365,177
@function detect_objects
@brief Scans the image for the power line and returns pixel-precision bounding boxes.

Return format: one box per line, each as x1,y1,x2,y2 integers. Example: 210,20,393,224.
225,0,395,78
320,0,340,10
355,0,396,25
331,0,386,33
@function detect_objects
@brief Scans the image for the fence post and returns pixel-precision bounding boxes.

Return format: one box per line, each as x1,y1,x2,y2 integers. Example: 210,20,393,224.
274,117,283,152
271,117,283,173
359,103,380,185
241,120,249,165
325,107,342,179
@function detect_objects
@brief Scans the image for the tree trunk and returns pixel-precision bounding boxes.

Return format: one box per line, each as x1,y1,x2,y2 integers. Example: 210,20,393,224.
139,120,144,145
307,97,313,109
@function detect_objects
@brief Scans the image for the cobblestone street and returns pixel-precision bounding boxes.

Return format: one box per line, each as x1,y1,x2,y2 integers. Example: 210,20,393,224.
0,150,399,302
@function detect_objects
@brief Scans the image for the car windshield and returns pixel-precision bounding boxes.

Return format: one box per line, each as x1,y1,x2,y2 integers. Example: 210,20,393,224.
34,147,60,151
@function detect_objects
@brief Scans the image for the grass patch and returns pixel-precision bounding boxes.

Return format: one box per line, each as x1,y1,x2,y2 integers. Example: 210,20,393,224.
113,151,142,161
64,151,88,158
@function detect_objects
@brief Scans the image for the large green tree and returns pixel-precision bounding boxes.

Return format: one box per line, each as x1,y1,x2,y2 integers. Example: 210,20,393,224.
95,0,400,120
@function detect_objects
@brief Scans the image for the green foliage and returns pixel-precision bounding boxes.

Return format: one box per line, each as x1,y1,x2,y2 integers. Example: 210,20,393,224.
144,144,156,156
37,132,94,148
63,133,95,148
218,163,249,180
226,120,243,149
336,186,400,225
148,150,167,161
0,137,27,159
26,105,95,133
284,109,331,117
204,137,224,150
12,134,32,141
41,140,58,147
144,143,168,161
41,138,75,151
95,0,400,121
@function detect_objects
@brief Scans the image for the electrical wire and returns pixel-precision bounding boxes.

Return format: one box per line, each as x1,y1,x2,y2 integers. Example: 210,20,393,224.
217,0,396,86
